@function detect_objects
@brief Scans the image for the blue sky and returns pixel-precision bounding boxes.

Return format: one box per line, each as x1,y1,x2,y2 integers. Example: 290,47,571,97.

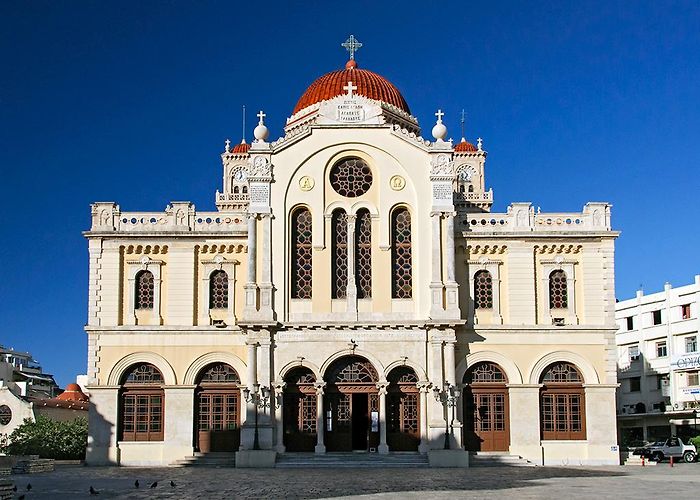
1,1,698,386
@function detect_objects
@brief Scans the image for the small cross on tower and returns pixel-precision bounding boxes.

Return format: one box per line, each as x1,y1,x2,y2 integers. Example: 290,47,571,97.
435,109,445,122
341,35,363,60
257,110,266,124
224,138,231,153
343,80,357,98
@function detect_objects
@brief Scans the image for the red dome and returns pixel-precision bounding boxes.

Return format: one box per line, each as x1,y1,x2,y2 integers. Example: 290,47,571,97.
57,384,88,402
231,141,250,154
293,61,410,115
455,138,477,152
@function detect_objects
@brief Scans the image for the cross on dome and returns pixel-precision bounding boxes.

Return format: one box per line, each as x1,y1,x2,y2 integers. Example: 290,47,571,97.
341,35,363,60
257,110,266,124
343,81,357,98
224,138,231,153
435,109,445,123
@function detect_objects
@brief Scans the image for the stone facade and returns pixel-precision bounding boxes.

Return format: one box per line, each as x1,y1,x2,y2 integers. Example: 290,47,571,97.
84,54,620,466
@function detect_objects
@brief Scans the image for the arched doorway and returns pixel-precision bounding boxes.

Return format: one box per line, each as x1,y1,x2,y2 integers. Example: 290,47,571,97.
386,366,420,451
282,367,317,452
324,356,379,452
194,362,241,453
463,361,510,452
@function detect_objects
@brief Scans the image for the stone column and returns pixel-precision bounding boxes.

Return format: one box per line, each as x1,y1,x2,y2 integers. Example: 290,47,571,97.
314,382,326,454
244,341,258,424
377,382,389,454
243,213,258,315
444,340,456,386
429,212,445,316
259,213,274,320
163,385,196,463
272,381,286,453
417,382,432,454
508,385,542,464
346,214,358,318
443,212,460,316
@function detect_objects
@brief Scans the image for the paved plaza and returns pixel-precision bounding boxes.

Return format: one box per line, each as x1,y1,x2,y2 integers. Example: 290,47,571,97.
6,463,700,499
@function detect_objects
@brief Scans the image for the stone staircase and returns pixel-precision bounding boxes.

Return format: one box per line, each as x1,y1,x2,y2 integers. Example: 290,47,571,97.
468,452,537,467
276,452,429,468
172,452,237,468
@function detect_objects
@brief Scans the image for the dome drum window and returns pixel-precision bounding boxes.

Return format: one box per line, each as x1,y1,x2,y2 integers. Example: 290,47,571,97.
330,158,373,197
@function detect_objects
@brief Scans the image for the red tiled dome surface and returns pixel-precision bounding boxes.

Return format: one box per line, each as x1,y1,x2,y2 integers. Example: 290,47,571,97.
293,61,410,115
56,383,89,402
232,141,250,154
455,138,477,152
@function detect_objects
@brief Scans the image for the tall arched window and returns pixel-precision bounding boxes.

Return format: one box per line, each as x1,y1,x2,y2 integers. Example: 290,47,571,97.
355,209,372,298
331,209,348,299
135,270,155,310
391,207,412,299
291,208,313,299
549,270,568,309
209,270,229,309
120,363,164,441
540,362,585,440
473,270,493,309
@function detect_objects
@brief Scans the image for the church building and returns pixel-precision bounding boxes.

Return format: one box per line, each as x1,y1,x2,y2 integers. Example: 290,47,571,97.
84,37,620,466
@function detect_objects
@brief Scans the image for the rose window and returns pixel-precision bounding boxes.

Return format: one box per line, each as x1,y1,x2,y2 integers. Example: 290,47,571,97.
330,157,373,197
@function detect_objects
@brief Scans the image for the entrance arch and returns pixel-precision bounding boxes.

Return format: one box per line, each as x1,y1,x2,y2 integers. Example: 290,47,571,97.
194,362,241,453
282,367,318,452
324,355,379,451
463,361,510,452
386,366,420,451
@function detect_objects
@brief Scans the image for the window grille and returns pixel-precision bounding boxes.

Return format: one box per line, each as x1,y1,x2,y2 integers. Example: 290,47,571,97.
356,209,372,298
135,270,155,310
473,270,493,309
198,363,240,384
209,270,229,309
331,210,348,299
391,208,412,299
327,358,378,384
122,363,164,385
329,157,373,197
548,270,568,309
541,362,582,383
465,362,507,384
539,362,585,440
291,208,313,299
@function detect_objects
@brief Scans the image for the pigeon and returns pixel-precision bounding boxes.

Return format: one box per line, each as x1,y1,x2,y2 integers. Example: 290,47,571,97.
26,483,32,491
170,480,176,488
89,486,100,495
134,480,140,488
150,481,158,489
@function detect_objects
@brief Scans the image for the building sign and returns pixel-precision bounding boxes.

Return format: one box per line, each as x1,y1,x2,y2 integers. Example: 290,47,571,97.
671,353,700,371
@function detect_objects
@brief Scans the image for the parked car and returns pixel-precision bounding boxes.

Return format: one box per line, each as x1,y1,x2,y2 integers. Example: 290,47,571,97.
639,437,696,463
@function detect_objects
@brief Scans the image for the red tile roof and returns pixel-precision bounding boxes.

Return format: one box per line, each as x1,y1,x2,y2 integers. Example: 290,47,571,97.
455,138,477,152
231,141,250,154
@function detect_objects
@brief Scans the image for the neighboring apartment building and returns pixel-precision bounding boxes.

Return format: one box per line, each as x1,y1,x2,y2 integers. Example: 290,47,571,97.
616,275,700,445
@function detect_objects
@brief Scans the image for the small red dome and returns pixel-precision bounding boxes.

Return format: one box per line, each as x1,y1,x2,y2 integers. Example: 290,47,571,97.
231,141,250,154
57,384,88,402
293,61,410,115
455,138,477,152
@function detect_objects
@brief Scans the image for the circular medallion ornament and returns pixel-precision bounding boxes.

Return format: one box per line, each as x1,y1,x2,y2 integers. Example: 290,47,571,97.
0,405,11,425
330,157,372,197
389,175,406,191
299,176,315,191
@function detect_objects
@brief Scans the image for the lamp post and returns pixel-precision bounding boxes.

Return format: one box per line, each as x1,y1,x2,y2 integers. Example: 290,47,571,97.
243,383,270,450
434,381,460,450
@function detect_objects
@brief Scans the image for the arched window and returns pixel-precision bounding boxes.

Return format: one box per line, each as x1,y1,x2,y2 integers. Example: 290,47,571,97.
209,270,229,309
331,209,348,299
233,186,240,194
120,363,164,441
540,362,585,440
549,270,568,309
135,270,155,310
391,207,412,299
473,270,493,309
465,362,507,384
242,186,248,194
291,208,313,299
356,209,372,298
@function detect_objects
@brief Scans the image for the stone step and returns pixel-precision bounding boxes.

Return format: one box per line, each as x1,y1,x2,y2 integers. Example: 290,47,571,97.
171,452,237,468
276,452,429,468
469,452,537,467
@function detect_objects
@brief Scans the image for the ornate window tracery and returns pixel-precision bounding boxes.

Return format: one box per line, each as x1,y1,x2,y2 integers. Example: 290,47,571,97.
549,270,568,309
473,270,493,309
355,209,372,298
326,358,378,384
332,209,348,299
135,270,155,310
465,362,507,384
197,363,240,384
330,157,373,197
209,270,229,309
120,363,164,442
541,362,582,383
122,363,164,385
540,362,585,440
391,208,412,298
291,208,313,299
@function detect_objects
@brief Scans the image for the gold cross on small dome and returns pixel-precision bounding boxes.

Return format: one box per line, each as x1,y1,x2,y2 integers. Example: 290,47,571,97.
341,35,362,60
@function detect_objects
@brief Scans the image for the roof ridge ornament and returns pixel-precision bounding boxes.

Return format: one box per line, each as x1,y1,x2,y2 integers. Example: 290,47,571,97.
341,35,362,61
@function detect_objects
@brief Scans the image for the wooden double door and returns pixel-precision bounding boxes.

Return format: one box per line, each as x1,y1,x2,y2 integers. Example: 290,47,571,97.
464,386,510,452
387,389,420,451
325,389,380,451
283,391,317,452
195,389,240,453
